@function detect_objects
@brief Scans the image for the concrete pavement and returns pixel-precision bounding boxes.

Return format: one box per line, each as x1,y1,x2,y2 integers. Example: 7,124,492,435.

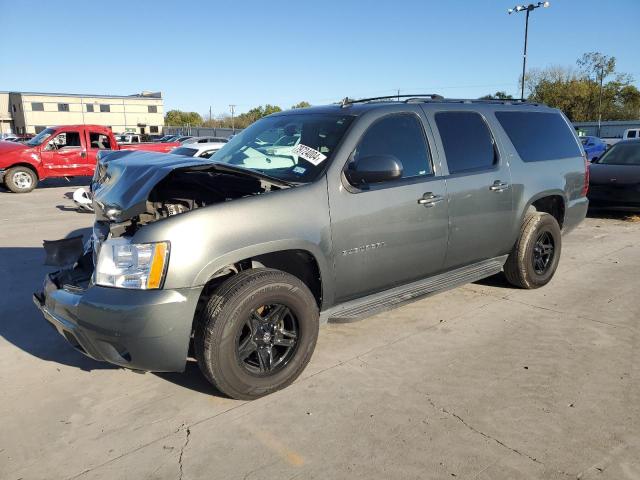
0,181,638,480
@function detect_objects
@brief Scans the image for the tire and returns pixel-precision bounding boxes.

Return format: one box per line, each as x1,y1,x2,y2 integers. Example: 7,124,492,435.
504,212,562,289
194,268,319,400
5,166,37,193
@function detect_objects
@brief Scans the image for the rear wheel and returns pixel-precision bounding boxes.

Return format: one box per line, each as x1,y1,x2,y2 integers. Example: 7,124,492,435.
504,212,562,289
5,166,37,193
194,268,319,400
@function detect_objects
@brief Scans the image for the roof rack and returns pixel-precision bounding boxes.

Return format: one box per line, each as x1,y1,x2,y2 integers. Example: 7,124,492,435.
340,94,444,107
427,98,538,106
339,94,539,107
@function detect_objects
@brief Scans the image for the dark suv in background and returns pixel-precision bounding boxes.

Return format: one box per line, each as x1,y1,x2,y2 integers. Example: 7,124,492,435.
35,95,589,399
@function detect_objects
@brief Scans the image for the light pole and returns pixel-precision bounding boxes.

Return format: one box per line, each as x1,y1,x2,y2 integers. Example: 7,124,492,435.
508,2,550,101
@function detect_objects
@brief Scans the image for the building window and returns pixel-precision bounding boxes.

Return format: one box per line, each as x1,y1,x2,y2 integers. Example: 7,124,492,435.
35,126,47,134
150,126,159,133
32,102,44,111
148,105,158,113
100,104,110,112
58,103,70,112
86,104,94,112
12,104,16,112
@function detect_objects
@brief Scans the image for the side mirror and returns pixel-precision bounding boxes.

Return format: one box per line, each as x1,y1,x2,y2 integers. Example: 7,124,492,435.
345,154,403,186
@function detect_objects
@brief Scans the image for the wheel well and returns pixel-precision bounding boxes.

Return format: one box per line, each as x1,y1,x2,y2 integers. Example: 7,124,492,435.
201,249,323,308
531,195,565,228
6,163,39,180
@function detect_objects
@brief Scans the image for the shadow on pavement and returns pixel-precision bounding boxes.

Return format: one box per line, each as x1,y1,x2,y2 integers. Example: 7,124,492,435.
0,227,115,372
155,361,225,397
474,272,512,289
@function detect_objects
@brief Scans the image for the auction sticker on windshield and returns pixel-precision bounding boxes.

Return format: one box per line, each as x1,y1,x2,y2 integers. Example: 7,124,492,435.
291,144,327,166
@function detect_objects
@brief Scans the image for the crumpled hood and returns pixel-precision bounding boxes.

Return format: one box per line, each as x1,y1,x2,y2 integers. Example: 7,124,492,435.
92,150,211,222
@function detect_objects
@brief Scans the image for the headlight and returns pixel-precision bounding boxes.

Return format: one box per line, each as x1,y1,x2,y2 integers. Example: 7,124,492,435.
95,238,169,289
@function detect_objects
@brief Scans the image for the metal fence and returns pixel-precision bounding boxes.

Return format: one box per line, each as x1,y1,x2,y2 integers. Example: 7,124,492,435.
572,120,640,138
164,126,240,138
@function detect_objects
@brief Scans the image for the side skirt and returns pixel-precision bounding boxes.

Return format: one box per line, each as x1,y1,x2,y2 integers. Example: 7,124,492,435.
321,256,507,324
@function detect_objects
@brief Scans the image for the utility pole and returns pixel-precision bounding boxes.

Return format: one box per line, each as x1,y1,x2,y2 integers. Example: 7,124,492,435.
597,63,604,137
229,104,236,132
508,2,551,101
209,105,212,123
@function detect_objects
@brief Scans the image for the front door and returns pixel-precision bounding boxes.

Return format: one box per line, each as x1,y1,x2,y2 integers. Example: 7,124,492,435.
429,110,514,269
329,112,449,302
40,129,87,177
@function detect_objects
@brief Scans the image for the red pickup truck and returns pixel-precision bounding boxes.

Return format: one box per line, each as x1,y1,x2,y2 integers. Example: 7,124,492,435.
0,125,180,193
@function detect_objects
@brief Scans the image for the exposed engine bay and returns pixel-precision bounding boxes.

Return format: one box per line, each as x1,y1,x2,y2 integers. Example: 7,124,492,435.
89,152,292,238
148,168,282,221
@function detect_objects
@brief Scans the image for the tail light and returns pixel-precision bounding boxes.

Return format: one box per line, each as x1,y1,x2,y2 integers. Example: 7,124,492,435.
581,154,590,196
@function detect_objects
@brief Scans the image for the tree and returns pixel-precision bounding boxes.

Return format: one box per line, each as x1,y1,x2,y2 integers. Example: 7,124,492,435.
291,101,311,109
524,53,640,122
479,91,513,100
164,110,203,126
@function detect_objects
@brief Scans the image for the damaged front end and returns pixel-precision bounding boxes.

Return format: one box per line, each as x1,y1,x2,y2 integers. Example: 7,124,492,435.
34,150,289,371
91,150,292,237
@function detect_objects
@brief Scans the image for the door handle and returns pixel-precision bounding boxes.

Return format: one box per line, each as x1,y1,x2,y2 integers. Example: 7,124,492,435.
418,192,444,207
489,180,509,192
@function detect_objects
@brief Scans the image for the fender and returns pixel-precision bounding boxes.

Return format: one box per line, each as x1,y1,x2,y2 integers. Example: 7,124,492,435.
193,239,334,309
0,142,45,179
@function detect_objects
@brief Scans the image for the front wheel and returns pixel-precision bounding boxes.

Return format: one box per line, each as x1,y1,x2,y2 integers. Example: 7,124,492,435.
5,166,37,193
194,268,319,400
504,212,562,289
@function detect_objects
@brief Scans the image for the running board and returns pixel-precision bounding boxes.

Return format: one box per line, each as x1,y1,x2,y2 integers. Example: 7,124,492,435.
322,256,507,324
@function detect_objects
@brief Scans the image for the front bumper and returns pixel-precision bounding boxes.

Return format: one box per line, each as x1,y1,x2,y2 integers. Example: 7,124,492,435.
33,272,202,372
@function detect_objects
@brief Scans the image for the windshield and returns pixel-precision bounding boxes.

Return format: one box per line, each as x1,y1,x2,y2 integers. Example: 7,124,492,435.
209,113,354,183
597,142,640,165
26,128,55,146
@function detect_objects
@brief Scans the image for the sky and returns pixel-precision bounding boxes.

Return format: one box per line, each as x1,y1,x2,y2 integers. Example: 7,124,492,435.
1,0,638,117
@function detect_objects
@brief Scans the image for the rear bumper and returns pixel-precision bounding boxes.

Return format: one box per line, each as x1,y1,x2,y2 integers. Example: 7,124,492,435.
33,273,202,372
562,196,589,235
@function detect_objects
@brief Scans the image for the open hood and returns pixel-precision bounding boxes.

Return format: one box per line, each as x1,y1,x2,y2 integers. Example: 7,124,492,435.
92,150,290,226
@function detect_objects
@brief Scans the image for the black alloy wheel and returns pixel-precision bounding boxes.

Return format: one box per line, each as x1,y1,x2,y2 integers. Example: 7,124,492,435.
532,231,555,275
236,304,299,375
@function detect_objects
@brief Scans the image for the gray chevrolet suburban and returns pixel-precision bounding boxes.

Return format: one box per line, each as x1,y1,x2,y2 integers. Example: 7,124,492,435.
34,95,589,399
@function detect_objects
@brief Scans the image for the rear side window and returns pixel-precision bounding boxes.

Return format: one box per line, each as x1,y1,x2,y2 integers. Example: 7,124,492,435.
495,111,581,162
172,147,198,156
628,130,638,139
353,114,432,178
89,132,112,150
435,111,496,174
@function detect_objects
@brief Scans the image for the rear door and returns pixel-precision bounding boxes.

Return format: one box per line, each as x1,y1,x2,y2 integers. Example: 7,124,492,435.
39,129,88,177
427,109,514,269
329,111,449,302
84,130,114,174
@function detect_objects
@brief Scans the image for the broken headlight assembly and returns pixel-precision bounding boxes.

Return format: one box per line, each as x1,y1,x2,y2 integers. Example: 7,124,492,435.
95,238,170,289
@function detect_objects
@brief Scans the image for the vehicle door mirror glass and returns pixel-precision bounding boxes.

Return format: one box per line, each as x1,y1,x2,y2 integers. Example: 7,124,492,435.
345,154,403,186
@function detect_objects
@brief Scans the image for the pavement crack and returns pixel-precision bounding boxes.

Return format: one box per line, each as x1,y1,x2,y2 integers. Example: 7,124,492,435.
425,395,543,465
177,424,191,480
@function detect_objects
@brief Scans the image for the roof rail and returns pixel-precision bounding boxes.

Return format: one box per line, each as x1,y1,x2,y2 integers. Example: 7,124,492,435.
340,94,444,107
339,95,539,107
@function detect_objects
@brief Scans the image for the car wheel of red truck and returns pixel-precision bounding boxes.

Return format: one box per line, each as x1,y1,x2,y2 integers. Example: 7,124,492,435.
5,166,37,193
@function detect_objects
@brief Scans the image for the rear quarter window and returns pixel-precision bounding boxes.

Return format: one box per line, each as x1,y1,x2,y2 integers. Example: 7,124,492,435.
495,111,581,162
